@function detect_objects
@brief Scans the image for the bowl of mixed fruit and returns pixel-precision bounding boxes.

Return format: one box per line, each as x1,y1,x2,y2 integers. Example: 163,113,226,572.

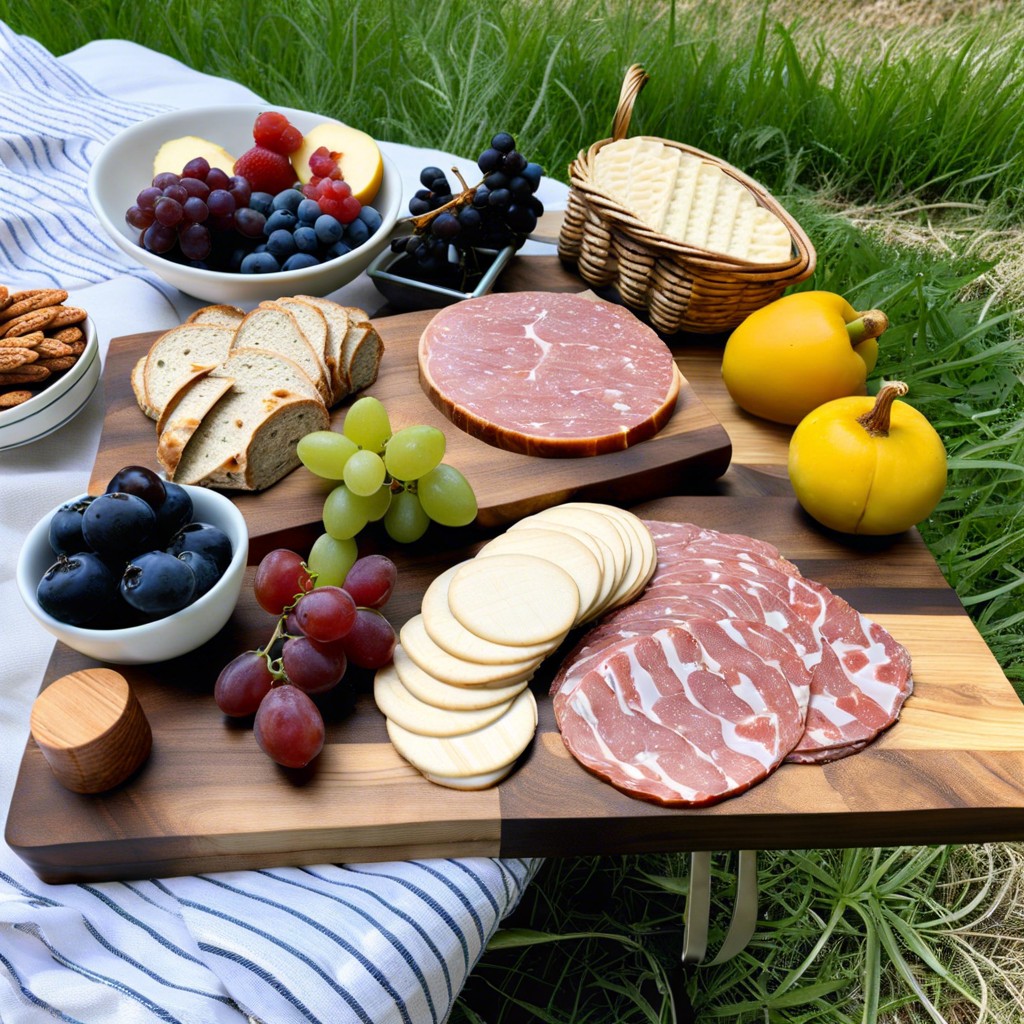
87,105,401,303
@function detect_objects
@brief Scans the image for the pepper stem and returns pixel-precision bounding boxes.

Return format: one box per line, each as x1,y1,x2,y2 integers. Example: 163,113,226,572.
857,380,909,437
846,309,889,346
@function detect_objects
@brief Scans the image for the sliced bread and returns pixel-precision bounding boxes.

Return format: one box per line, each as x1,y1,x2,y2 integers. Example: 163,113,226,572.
172,387,329,491
264,298,336,401
131,354,158,420
231,305,332,406
155,368,236,477
294,296,383,394
142,323,235,420
186,304,245,328
291,294,352,399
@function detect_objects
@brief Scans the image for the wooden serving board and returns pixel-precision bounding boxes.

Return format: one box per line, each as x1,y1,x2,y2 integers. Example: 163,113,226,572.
87,259,732,543
8,493,1024,884
11,256,1024,882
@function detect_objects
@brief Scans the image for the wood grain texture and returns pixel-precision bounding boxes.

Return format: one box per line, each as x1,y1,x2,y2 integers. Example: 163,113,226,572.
10,256,1024,882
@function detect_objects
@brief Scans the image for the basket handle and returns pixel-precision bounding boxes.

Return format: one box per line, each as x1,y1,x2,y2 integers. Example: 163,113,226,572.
611,64,650,141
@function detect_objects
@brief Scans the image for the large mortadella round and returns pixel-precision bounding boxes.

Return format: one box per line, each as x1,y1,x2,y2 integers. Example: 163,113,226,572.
418,291,681,457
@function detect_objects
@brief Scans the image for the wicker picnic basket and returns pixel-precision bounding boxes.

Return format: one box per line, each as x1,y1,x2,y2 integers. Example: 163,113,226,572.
557,64,816,334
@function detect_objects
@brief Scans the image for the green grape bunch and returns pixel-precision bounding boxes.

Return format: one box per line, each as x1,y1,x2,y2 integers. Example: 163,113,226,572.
297,396,479,554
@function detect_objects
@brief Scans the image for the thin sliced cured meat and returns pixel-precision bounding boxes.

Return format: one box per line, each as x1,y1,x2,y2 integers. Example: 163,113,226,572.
418,291,681,457
555,620,812,806
552,519,914,790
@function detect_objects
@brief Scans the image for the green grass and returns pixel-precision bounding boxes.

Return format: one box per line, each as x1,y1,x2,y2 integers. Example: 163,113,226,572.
4,0,1024,1019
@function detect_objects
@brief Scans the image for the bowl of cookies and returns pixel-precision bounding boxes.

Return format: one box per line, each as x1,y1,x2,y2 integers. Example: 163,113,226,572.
0,288,100,452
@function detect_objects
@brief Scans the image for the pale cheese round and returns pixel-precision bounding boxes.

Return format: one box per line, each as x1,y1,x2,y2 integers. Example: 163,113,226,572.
400,616,542,687
392,644,530,711
560,503,657,610
446,553,579,647
374,662,515,737
386,688,538,778
422,565,560,664
422,763,516,790
475,527,604,625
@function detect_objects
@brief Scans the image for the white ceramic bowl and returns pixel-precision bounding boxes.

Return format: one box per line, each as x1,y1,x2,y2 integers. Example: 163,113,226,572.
0,316,100,452
87,104,402,303
17,484,248,664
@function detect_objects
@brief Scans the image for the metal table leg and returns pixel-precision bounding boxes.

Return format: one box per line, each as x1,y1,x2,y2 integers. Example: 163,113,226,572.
681,850,759,965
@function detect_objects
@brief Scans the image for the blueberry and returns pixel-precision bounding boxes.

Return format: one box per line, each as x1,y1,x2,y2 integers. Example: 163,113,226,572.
48,496,96,556
265,209,298,234
105,465,166,512
120,550,196,616
82,492,156,557
345,218,370,247
314,214,342,245
357,206,382,233
291,225,316,254
167,521,232,572
270,189,303,214
176,549,220,599
266,228,297,261
154,481,193,543
325,241,351,260
249,191,275,216
240,251,281,274
296,198,322,225
37,552,117,626
282,252,320,271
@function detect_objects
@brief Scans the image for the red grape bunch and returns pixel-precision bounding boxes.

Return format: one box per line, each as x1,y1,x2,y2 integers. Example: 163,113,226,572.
214,548,398,768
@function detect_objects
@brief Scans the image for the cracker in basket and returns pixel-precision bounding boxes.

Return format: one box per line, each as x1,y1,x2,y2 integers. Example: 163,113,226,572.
593,138,792,263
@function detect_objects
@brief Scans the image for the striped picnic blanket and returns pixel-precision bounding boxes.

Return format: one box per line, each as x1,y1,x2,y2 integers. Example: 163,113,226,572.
0,20,541,1023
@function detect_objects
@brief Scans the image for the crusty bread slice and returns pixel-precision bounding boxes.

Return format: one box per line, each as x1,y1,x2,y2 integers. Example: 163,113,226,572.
186,304,245,328
155,368,235,478
343,319,384,393
264,298,337,403
295,297,384,394
292,294,352,399
142,323,235,420
217,346,325,404
172,388,329,491
230,306,332,406
131,354,158,420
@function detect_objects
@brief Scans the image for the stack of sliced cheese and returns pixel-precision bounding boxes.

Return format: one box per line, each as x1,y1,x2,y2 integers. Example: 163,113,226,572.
374,502,657,790
592,138,793,263
130,296,383,491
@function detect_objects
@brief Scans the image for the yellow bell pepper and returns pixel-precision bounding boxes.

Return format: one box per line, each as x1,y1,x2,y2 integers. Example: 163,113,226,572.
721,291,888,425
787,381,948,535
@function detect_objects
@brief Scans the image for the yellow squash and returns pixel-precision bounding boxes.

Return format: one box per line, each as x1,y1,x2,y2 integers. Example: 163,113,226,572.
721,291,888,425
787,381,948,535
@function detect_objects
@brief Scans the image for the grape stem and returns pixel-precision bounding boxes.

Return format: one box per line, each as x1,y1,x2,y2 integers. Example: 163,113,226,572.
401,167,485,232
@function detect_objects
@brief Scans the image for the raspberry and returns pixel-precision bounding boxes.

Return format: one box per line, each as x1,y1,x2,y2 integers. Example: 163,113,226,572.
252,111,303,156
233,145,297,195
308,146,341,179
318,193,361,224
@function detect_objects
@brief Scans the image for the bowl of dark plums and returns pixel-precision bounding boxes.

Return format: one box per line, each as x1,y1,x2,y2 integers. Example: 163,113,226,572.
16,465,248,664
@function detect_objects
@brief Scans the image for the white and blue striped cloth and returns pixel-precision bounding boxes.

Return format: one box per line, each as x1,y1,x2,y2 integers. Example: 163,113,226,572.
0,21,543,1023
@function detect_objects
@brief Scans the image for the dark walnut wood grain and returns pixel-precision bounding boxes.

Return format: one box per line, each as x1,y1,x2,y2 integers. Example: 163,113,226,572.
9,256,1024,883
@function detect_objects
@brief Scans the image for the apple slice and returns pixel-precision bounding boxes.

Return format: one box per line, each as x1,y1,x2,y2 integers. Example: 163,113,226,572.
153,135,235,178
292,122,384,204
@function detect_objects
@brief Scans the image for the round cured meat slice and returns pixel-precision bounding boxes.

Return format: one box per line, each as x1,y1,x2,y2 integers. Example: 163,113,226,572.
555,621,810,807
418,291,681,457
